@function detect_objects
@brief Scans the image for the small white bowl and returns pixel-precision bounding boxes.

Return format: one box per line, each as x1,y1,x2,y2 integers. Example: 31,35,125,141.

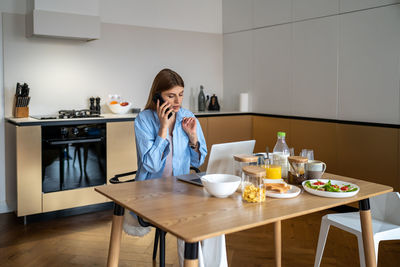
200,174,241,198
107,102,131,114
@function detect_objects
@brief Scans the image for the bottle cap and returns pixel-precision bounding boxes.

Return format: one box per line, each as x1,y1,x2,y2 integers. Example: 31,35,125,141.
277,132,286,138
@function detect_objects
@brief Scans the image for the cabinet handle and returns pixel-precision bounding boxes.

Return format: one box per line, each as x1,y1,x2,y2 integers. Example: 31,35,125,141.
47,137,103,145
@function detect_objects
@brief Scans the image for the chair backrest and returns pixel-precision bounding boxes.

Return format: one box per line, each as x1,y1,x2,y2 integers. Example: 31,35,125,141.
370,192,400,225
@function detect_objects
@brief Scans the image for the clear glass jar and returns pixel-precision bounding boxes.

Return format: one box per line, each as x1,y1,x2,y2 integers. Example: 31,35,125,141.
233,154,258,178
241,165,266,203
288,156,308,185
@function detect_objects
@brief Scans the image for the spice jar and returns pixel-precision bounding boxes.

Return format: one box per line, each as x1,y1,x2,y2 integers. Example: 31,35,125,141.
241,165,266,203
233,154,258,177
288,156,308,185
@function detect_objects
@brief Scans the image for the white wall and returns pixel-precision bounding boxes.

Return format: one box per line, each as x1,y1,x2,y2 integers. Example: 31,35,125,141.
3,14,222,117
0,0,222,213
99,0,222,34
223,0,400,124
0,0,223,34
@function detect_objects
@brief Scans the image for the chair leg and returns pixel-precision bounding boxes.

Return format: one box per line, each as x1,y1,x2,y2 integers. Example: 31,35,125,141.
357,235,366,267
314,217,331,267
373,238,380,266
153,228,160,260
159,230,166,267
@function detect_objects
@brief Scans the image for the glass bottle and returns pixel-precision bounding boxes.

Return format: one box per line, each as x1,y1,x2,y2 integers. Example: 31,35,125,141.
272,132,290,179
198,85,206,111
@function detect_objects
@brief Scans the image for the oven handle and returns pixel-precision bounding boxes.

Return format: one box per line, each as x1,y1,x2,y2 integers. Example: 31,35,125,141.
47,137,103,145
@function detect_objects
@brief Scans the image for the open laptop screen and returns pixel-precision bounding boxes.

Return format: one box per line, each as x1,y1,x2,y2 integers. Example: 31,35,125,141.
177,140,256,186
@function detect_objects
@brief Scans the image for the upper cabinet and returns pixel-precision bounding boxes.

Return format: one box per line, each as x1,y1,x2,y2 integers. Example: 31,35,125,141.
222,0,253,33
223,0,400,125
340,0,400,12
292,0,339,21
338,5,400,124
253,0,291,28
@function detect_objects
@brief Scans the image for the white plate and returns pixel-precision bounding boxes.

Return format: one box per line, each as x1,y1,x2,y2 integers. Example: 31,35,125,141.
266,185,301,199
302,179,360,198
263,178,284,184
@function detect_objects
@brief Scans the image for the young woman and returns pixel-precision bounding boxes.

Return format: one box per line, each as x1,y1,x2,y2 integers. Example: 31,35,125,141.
126,68,227,267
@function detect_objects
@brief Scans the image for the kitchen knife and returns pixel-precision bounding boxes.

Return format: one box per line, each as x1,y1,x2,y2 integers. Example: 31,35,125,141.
15,83,22,96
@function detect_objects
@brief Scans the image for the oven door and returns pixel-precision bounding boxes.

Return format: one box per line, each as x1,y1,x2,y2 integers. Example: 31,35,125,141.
42,125,107,193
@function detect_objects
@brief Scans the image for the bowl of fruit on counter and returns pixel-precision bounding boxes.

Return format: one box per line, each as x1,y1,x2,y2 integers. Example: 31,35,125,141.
107,95,131,114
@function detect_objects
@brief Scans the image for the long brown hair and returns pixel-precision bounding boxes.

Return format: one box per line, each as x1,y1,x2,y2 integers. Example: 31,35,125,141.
144,69,185,110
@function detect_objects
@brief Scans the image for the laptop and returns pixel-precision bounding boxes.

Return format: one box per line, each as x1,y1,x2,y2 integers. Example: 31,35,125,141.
176,140,256,186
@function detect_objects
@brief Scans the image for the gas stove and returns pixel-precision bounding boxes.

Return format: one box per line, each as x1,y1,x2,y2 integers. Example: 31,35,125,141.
32,109,102,120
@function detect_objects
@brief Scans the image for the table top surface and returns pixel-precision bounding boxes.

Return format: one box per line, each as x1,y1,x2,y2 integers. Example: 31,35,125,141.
95,173,392,242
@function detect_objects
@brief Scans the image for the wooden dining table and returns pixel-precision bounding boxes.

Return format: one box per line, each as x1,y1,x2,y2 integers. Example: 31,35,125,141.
95,173,392,267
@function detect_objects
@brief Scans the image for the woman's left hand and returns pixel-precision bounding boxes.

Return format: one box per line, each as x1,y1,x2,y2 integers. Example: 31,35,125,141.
182,117,197,144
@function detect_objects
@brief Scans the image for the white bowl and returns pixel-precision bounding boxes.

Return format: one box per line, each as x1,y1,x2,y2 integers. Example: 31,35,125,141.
200,174,241,198
107,101,131,114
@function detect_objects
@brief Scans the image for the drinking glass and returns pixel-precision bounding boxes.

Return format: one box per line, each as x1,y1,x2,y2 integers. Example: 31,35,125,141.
307,150,314,160
300,149,314,160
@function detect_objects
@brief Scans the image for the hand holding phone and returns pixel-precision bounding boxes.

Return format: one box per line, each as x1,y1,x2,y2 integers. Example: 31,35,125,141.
153,93,173,119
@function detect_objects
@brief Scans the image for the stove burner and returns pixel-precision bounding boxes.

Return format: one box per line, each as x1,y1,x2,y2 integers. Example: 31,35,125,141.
58,109,101,119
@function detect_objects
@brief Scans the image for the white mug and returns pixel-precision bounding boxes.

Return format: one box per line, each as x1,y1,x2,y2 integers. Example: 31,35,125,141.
305,160,326,179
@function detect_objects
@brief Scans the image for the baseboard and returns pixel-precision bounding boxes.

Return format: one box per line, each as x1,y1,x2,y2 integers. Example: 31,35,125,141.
0,200,14,214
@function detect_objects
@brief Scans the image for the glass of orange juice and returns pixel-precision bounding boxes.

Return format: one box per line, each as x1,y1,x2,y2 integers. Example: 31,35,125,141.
262,163,282,179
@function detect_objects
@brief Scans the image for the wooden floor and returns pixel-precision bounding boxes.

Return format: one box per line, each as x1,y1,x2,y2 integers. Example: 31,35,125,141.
1,207,399,267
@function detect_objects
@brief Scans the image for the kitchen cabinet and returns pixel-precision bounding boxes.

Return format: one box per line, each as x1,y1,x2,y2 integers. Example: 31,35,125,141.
336,124,398,189
252,116,291,153
252,115,399,191
107,121,137,181
291,120,338,174
5,119,137,217
12,124,42,216
197,115,253,171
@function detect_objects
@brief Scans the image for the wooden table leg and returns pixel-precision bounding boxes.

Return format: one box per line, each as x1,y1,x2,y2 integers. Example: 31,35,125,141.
274,220,282,267
359,199,377,267
107,204,125,267
184,242,199,267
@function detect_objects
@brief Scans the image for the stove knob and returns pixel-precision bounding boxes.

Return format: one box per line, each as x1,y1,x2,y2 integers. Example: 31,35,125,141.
72,127,79,136
60,127,68,137
83,127,89,134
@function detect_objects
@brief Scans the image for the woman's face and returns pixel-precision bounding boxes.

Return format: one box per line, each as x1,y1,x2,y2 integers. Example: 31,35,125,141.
161,86,184,113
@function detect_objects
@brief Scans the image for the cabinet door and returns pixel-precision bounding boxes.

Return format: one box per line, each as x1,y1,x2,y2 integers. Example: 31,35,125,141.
204,115,253,171
252,116,291,153
107,122,137,183
337,124,398,188
207,115,253,146
197,117,208,142
16,125,42,216
291,120,338,174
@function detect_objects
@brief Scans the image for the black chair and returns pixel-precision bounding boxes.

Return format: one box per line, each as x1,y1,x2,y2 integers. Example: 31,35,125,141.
109,166,201,267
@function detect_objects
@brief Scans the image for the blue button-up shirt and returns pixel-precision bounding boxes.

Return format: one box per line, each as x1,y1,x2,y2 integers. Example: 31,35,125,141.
134,108,207,181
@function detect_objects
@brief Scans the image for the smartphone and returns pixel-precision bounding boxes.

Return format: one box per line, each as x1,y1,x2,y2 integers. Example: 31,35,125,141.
152,93,172,119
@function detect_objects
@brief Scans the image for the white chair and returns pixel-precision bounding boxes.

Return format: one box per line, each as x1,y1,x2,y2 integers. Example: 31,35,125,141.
314,192,400,267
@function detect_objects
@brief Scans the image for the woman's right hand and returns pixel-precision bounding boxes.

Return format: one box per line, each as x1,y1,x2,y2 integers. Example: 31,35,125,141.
157,100,174,138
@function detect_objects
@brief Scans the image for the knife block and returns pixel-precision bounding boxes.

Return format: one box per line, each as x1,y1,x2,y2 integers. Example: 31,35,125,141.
13,95,29,118
14,107,29,118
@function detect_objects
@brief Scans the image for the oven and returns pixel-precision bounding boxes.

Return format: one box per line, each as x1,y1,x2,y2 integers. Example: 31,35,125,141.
41,123,106,193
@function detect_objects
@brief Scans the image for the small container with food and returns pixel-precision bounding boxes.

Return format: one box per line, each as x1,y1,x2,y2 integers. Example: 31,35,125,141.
288,156,308,185
233,154,259,177
233,154,258,192
241,165,266,203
